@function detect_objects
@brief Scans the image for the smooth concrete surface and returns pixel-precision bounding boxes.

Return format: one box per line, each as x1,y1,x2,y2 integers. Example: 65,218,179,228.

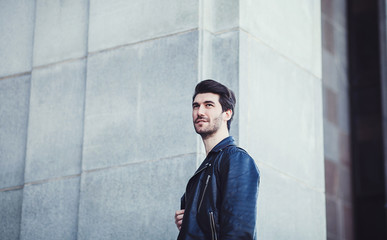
78,155,196,240
201,0,239,33
0,189,23,240
239,32,325,190
88,0,198,52
257,164,326,240
83,31,198,171
20,177,80,240
33,0,88,66
240,0,322,78
0,76,30,189
0,0,35,77
25,60,86,182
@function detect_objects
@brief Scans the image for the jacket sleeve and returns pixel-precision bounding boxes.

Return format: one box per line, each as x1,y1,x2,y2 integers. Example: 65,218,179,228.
218,150,260,240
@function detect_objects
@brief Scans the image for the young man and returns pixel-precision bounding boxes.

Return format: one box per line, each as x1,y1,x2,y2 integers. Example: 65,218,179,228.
175,80,260,240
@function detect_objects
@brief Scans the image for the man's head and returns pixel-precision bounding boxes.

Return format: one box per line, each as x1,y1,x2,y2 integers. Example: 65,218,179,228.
192,80,236,138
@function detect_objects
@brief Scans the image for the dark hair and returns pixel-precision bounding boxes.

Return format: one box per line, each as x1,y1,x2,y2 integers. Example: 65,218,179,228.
193,79,236,130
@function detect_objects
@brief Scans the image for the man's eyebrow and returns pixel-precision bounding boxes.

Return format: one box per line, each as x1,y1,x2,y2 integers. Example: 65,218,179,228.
192,100,216,106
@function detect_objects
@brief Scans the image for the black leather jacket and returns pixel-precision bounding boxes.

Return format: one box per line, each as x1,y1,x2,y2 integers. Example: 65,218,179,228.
177,136,260,240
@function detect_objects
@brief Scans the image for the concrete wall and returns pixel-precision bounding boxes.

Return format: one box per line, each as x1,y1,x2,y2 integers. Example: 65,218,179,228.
0,0,325,239
238,1,325,239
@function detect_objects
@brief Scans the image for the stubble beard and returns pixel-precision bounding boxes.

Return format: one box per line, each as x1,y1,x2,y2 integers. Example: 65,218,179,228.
194,114,223,140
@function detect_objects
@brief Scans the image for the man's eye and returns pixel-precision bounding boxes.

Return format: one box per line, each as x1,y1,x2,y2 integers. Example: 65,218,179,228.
206,104,213,107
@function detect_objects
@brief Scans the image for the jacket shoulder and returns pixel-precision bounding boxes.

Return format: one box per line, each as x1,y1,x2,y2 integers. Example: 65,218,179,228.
216,146,259,174
221,145,252,161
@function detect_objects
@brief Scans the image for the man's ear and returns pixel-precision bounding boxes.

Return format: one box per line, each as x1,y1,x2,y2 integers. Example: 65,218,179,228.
224,109,232,121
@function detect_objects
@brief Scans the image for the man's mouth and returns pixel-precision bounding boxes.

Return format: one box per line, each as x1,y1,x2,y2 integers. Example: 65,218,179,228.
195,119,207,124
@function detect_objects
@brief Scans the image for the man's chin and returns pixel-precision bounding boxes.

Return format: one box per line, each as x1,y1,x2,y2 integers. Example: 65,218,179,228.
194,128,206,135
195,128,215,138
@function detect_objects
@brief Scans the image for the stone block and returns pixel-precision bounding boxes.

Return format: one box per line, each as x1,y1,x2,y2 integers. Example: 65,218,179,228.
324,120,340,163
33,0,88,66
0,75,30,188
88,0,198,52
325,197,338,238
240,0,321,77
239,34,325,190
324,159,338,196
211,31,239,88
20,177,80,240
322,49,339,91
322,16,335,55
321,0,346,29
322,13,347,71
25,60,86,182
0,189,23,240
77,154,196,240
0,0,35,77
257,164,326,240
321,0,333,24
83,31,198,170
333,23,348,70
323,87,338,125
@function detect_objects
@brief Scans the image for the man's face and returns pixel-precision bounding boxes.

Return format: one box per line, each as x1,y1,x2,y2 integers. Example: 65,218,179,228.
192,93,227,138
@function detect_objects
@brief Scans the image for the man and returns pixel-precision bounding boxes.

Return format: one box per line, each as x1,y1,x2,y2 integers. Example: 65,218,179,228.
175,80,260,240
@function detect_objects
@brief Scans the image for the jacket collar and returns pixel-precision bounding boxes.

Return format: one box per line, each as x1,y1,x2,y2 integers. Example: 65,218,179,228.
210,136,236,153
193,136,236,176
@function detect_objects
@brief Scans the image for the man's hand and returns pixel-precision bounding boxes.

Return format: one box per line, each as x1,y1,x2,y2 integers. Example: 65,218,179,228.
175,209,185,230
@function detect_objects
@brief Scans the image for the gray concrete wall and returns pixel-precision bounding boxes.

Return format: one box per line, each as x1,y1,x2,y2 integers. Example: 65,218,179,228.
0,0,325,239
238,1,326,239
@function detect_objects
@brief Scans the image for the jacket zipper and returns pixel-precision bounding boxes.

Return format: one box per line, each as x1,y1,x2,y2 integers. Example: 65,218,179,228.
185,163,211,203
209,211,217,240
197,174,211,212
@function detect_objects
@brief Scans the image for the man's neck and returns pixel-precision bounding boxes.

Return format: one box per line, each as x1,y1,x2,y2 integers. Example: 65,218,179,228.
202,128,230,155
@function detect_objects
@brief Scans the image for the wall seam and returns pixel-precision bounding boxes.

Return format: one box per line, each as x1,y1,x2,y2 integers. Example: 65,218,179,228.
0,72,31,81
83,153,199,173
75,0,91,238
18,0,38,238
0,186,24,193
0,27,243,83
89,28,198,56
0,153,199,193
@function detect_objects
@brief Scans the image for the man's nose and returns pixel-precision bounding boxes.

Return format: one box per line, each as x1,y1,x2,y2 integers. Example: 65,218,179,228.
197,105,205,115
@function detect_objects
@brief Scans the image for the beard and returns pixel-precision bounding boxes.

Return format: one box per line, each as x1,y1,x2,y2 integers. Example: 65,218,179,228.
193,114,223,139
